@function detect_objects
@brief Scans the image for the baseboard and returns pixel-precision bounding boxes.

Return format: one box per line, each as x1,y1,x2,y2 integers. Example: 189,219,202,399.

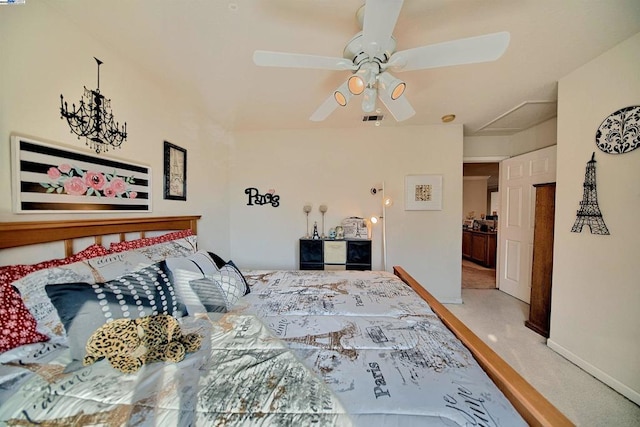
440,297,463,304
547,339,640,405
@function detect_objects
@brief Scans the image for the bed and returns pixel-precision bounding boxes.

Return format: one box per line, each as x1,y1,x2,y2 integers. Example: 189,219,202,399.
0,215,573,426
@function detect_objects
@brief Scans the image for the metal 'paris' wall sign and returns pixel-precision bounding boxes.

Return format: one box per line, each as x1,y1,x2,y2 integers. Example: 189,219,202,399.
245,188,280,207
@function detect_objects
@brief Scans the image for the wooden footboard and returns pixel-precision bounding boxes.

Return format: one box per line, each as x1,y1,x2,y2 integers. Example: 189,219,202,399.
393,266,573,427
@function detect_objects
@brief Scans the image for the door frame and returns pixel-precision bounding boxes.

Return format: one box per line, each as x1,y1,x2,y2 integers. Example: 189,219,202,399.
462,156,508,288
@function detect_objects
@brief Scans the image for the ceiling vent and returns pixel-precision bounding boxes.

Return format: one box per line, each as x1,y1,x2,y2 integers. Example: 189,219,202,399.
363,114,384,122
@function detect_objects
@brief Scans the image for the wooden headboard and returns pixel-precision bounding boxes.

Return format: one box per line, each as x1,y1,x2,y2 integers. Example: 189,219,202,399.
0,215,200,257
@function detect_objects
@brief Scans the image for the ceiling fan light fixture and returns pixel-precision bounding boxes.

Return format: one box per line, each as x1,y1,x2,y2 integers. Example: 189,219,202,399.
391,82,406,99
378,72,405,100
334,89,350,106
254,2,510,124
348,74,366,95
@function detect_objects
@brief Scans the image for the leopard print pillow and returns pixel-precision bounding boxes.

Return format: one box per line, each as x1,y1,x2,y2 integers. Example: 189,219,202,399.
84,314,202,374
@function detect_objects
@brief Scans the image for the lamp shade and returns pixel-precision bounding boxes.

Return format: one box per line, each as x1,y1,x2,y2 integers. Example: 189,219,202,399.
348,74,366,95
334,89,351,106
378,72,406,100
348,66,374,95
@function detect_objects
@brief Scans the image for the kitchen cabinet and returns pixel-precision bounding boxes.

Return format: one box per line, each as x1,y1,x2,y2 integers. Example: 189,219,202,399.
462,230,497,268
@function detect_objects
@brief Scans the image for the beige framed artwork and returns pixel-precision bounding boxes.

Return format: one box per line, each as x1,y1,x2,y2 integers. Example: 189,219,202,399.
405,174,443,210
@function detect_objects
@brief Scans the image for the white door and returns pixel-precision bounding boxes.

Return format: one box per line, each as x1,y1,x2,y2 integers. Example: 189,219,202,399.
497,146,556,303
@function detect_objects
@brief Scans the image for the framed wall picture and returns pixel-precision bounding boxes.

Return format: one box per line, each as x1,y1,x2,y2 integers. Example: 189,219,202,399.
405,174,443,211
11,135,151,213
163,141,187,201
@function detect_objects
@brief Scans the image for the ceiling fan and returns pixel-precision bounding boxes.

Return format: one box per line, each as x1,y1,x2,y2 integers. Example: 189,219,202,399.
253,0,510,122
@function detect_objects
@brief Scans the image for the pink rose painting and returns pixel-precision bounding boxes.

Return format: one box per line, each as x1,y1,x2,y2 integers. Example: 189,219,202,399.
41,163,137,199
58,164,72,174
63,177,88,196
16,137,150,213
84,171,106,191
47,167,61,180
109,177,127,195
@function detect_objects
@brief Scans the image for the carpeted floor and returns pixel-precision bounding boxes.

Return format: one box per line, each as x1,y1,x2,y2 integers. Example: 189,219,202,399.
444,289,640,426
461,259,496,288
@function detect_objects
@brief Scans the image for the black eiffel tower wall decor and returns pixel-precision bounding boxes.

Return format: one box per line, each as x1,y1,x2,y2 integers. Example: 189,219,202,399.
571,152,610,235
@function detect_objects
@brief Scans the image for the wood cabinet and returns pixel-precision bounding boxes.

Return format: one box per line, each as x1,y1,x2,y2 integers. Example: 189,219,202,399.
462,231,472,259
299,239,372,270
462,230,497,268
525,183,556,338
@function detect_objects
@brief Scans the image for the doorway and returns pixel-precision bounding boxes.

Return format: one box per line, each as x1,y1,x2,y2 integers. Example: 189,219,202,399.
462,161,501,289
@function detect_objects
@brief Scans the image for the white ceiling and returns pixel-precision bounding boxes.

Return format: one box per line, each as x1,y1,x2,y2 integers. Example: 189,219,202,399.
44,0,640,136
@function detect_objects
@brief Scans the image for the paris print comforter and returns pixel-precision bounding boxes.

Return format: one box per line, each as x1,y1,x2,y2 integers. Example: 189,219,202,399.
235,269,527,427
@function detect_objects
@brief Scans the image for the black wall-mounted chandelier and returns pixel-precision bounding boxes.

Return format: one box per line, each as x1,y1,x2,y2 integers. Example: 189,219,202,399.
60,57,127,154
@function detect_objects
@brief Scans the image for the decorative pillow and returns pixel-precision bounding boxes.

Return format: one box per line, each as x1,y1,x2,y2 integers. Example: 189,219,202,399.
207,251,227,269
45,261,186,361
109,229,194,253
223,261,250,295
0,286,49,353
0,244,108,284
188,261,249,311
108,234,198,268
11,238,196,345
0,244,108,353
189,275,242,311
165,251,222,314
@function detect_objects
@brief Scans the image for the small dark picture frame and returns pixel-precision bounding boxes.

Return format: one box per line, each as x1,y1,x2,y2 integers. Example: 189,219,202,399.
163,141,187,201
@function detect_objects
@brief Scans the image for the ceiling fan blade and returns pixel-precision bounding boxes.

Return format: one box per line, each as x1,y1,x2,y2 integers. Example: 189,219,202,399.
309,95,339,122
361,0,404,58
387,31,510,72
310,81,349,121
253,50,356,71
378,86,415,122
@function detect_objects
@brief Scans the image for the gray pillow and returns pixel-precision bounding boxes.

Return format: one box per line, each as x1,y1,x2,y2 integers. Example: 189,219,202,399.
188,276,232,312
165,251,224,313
